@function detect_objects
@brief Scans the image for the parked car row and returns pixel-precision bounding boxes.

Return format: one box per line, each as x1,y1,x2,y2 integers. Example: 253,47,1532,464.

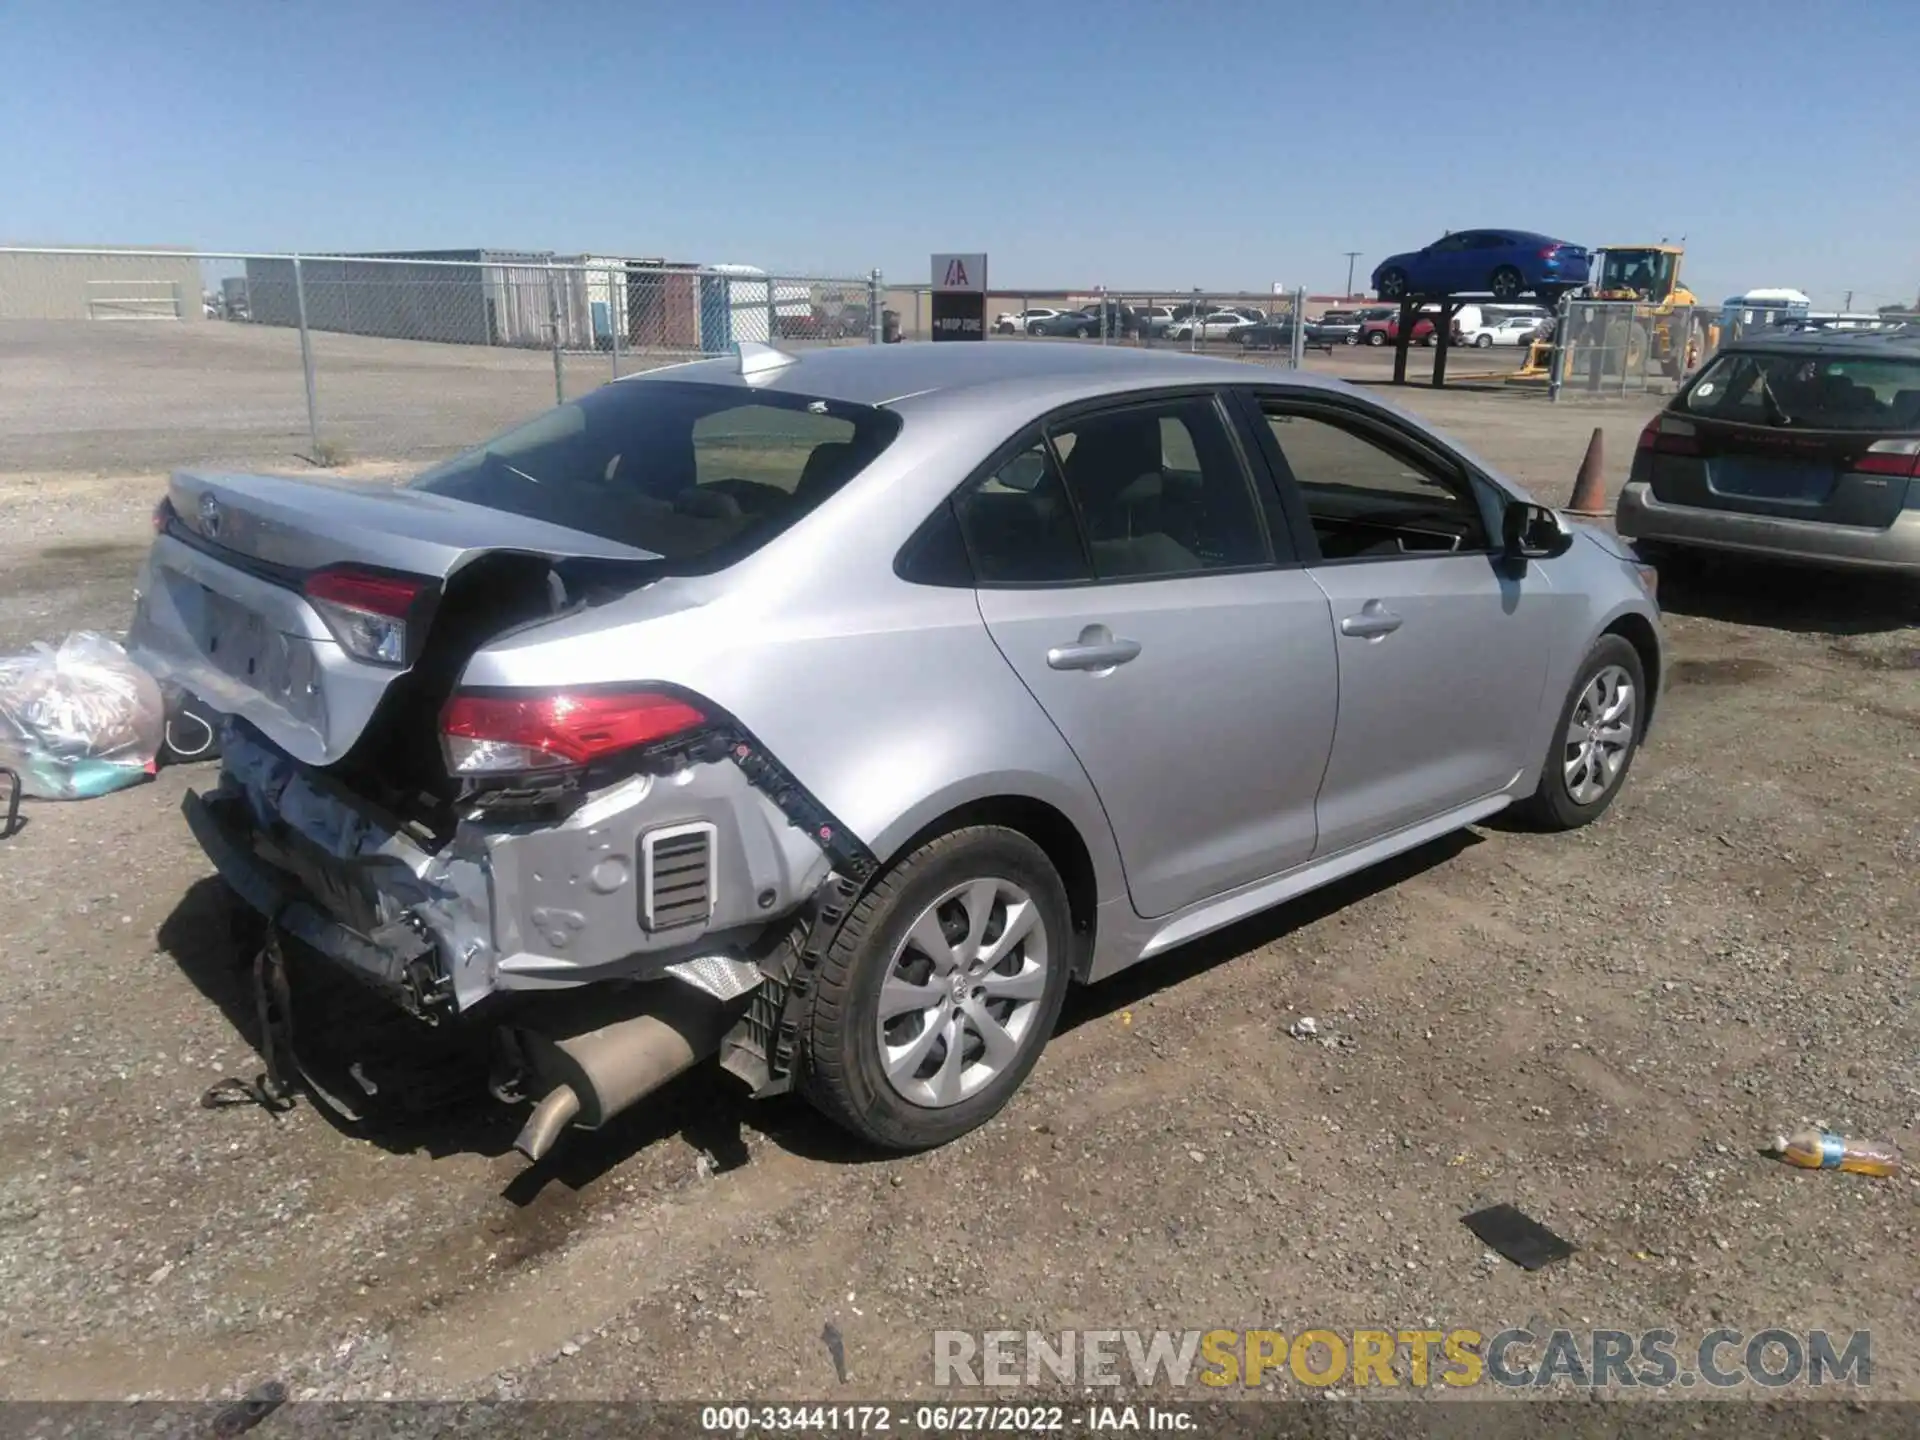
989,296,1553,354
993,301,1274,339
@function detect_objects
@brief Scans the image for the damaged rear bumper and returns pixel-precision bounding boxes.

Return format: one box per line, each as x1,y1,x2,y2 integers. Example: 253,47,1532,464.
191,726,842,1018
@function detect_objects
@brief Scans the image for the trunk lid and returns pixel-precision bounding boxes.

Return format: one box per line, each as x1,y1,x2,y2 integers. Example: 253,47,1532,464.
128,470,660,769
1648,346,1920,526
1646,419,1914,527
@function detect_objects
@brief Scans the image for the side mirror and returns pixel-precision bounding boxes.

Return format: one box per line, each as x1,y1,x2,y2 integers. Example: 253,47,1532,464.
1502,500,1575,561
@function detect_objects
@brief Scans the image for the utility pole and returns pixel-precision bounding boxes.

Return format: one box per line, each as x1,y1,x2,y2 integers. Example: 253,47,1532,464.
1843,289,1854,312
1343,251,1361,299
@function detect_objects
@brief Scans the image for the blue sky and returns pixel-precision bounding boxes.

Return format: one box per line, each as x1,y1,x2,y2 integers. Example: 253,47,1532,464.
2,0,1914,308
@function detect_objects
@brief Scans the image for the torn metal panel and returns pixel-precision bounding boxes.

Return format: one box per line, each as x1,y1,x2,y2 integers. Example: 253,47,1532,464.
203,723,835,1014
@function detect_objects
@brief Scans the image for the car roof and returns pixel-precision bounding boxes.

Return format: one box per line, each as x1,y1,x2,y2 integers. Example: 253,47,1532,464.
1716,326,1920,361
619,340,1348,409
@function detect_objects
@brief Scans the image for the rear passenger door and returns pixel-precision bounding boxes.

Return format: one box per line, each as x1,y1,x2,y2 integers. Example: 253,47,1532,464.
1242,391,1559,856
959,392,1339,919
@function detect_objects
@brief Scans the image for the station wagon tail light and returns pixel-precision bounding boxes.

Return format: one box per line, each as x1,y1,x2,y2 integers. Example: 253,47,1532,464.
1856,439,1920,478
304,566,432,667
440,690,708,776
1638,415,1699,455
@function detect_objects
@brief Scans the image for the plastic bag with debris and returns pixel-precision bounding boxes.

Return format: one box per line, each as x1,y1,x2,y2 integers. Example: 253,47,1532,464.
0,632,164,799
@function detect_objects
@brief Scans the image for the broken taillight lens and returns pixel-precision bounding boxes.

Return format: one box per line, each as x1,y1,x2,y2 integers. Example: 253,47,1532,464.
304,566,431,667
440,690,708,776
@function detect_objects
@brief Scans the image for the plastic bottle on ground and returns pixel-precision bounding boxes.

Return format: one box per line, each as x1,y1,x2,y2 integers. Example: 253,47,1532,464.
1773,1129,1901,1177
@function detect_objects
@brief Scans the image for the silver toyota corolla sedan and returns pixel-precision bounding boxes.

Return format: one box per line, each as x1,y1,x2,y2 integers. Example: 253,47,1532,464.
129,341,1664,1159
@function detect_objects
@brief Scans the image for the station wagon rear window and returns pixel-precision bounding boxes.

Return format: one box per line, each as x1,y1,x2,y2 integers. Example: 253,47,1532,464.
1684,352,1920,432
412,380,902,568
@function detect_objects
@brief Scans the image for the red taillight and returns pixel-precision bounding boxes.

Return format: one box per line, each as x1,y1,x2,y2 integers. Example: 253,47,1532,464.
151,497,174,535
305,567,427,617
1855,440,1920,478
303,565,432,667
1538,246,1560,258
1639,416,1699,456
440,690,708,776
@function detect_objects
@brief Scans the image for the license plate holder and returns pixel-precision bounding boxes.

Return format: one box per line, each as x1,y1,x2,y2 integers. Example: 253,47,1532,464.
1707,456,1836,504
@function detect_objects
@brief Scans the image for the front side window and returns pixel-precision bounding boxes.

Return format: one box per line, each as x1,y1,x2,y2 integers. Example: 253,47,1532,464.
413,381,900,570
1260,405,1491,560
1047,398,1266,579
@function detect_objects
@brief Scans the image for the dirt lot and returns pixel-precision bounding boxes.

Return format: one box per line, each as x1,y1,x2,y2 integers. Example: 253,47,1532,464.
0,322,1916,1410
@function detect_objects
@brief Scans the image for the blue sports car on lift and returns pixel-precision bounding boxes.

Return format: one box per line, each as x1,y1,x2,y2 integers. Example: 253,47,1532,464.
1372,230,1591,303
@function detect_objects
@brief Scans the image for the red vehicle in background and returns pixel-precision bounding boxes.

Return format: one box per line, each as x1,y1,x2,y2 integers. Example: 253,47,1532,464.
1360,310,1438,347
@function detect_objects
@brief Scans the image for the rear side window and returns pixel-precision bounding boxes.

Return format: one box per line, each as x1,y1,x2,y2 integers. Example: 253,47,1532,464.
412,381,901,570
1685,352,1920,432
954,438,1091,585
951,397,1269,586
1047,397,1266,579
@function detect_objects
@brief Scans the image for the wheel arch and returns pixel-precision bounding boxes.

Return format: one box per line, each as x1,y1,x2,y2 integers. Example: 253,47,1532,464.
869,789,1110,981
1601,610,1662,736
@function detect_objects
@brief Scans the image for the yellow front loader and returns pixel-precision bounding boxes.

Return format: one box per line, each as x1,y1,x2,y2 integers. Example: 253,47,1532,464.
1520,243,1720,382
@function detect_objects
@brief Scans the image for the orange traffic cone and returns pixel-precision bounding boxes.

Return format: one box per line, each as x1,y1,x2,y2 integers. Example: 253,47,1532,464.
1566,426,1608,517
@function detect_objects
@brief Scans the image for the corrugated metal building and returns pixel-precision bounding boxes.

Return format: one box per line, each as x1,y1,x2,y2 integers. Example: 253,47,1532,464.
0,246,205,321
242,249,595,348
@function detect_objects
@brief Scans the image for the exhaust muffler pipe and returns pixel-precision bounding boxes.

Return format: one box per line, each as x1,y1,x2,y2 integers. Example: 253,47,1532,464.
511,980,737,1162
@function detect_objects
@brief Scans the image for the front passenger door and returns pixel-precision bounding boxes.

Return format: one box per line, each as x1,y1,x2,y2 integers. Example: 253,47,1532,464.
1246,395,1561,856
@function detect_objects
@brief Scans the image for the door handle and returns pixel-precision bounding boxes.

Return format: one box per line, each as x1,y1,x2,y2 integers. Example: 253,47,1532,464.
1047,624,1141,672
1339,603,1403,639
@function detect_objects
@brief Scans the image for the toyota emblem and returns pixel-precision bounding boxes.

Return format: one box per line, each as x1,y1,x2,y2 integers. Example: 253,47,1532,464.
198,492,222,538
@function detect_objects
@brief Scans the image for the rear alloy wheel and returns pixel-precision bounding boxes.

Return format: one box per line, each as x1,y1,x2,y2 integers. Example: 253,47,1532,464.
1476,333,1494,347
1490,266,1524,301
1075,324,1092,339
1378,267,1409,300
1366,329,1387,347
801,826,1072,1150
1344,333,1359,346
1514,634,1646,830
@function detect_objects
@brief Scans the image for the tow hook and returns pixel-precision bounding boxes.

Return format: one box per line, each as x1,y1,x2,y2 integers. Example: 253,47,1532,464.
200,927,300,1116
200,921,370,1123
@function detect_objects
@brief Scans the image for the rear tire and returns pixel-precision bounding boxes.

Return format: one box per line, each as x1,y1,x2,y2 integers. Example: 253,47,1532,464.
801,826,1073,1151
1475,333,1494,348
1512,634,1646,832
1490,266,1524,301
1378,267,1409,300
1366,330,1387,347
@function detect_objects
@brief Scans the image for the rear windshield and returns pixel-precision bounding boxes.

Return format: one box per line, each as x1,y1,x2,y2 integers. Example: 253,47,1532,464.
1684,351,1920,432
412,380,902,568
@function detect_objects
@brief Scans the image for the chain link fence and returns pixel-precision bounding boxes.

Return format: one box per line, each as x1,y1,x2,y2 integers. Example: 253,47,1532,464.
1542,299,1920,399
0,247,881,473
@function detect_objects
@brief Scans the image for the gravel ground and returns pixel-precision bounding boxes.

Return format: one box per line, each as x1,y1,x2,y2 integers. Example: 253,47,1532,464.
0,339,1916,1411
